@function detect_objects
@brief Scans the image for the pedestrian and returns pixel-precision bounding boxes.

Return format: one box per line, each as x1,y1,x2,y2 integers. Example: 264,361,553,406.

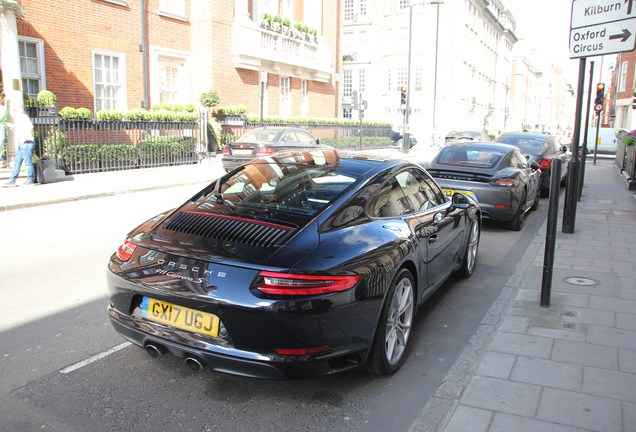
0,93,7,166
3,109,36,187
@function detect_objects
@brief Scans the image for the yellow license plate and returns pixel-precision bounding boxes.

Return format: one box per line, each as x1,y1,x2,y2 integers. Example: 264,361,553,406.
443,188,474,198
141,297,219,337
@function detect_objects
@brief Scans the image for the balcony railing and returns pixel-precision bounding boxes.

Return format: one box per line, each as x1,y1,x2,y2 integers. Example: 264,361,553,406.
232,20,333,82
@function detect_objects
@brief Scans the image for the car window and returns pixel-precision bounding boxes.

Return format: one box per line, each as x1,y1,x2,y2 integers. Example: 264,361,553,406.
204,158,358,216
408,169,447,210
283,131,298,143
368,168,447,217
368,177,413,218
498,136,546,155
296,130,318,145
510,150,528,168
437,147,505,168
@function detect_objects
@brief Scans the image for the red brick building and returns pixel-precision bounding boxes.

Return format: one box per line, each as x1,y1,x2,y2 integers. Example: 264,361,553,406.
1,0,340,119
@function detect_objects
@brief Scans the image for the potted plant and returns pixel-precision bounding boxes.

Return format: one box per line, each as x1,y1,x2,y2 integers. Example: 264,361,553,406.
215,106,246,126
200,89,220,111
36,90,57,107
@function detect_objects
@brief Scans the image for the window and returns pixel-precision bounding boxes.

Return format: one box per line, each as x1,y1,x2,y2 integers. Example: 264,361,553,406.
344,0,355,21
150,47,191,107
19,38,45,101
368,169,446,218
344,0,366,21
158,0,186,19
93,50,125,112
358,69,366,95
619,60,628,92
387,68,392,92
399,0,411,10
343,69,353,98
280,77,291,117
414,67,423,92
397,67,407,89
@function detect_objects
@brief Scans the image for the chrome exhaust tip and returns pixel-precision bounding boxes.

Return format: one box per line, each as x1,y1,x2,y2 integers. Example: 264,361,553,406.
145,343,167,358
185,356,207,372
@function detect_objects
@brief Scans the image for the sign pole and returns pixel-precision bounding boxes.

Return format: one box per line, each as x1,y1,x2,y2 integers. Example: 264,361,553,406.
563,57,586,234
578,60,594,201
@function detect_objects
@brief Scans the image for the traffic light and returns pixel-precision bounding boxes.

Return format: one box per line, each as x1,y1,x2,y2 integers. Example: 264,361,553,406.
595,83,605,106
400,86,407,110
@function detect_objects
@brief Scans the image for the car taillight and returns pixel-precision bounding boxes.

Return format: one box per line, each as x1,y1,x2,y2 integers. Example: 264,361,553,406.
256,146,275,156
116,240,137,262
223,146,230,156
256,271,361,295
490,178,519,187
539,159,551,170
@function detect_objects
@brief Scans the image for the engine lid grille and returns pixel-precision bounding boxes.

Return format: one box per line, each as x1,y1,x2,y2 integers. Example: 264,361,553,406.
163,212,295,247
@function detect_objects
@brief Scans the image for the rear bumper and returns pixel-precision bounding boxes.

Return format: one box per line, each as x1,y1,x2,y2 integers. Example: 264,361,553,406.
108,305,364,379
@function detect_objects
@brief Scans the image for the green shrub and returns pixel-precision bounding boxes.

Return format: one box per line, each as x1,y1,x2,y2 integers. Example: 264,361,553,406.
36,90,57,107
150,110,176,121
96,110,124,121
76,108,93,120
200,90,220,109
123,109,152,121
174,111,199,122
184,103,196,112
216,106,247,115
43,128,67,158
58,107,79,120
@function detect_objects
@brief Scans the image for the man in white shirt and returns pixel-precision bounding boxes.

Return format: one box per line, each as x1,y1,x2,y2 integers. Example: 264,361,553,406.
3,110,36,187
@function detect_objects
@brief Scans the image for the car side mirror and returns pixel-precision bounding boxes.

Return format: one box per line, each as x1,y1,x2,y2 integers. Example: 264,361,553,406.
316,138,320,144
451,192,470,209
530,161,540,170
562,145,568,153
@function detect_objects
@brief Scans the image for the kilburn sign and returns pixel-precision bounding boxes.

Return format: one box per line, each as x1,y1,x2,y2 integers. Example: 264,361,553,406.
570,0,636,58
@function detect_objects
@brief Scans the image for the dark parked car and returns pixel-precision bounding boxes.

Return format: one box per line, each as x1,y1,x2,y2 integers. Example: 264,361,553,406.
222,127,327,172
390,128,417,148
425,141,541,231
495,132,570,196
445,130,490,144
107,148,481,379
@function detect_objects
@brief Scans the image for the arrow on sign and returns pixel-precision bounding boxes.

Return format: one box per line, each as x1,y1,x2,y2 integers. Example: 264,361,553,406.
610,28,633,41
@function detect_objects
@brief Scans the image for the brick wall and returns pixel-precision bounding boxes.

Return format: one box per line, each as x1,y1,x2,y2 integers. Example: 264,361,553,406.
17,0,339,119
18,0,191,111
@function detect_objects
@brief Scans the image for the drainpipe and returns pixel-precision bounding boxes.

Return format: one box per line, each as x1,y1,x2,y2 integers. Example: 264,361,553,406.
141,0,149,109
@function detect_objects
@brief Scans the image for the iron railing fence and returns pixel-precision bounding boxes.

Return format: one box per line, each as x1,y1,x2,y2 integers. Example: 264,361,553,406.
28,104,207,175
26,103,394,176
222,119,393,151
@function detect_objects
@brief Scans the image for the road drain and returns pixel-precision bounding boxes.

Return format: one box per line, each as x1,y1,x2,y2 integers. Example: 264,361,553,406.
565,277,598,286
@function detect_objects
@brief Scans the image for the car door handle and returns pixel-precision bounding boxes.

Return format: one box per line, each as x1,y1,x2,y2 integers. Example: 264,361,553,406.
428,235,438,244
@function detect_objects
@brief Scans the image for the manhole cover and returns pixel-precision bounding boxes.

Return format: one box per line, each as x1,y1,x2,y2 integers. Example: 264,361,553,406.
565,277,597,286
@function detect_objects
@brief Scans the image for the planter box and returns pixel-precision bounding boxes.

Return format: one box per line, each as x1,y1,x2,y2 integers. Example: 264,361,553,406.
216,114,246,126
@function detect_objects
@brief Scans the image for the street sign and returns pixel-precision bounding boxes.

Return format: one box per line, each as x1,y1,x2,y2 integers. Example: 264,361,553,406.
594,103,603,111
570,0,636,58
571,0,636,28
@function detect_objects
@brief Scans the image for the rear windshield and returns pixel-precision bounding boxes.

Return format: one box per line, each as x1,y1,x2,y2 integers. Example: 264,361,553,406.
437,147,506,168
497,136,546,154
204,155,359,216
238,130,280,143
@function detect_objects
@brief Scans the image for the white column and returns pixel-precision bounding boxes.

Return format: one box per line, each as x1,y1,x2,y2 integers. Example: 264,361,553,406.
1,1,25,161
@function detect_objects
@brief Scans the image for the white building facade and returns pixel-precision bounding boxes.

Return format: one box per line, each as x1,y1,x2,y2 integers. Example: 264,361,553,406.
342,0,518,144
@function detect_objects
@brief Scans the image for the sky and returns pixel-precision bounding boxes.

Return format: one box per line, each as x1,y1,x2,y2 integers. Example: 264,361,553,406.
506,0,586,85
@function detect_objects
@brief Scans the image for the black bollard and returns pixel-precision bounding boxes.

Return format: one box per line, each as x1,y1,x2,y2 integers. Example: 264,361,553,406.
541,159,562,308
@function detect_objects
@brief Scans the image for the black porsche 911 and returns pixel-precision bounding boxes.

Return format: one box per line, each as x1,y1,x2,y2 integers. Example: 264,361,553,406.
107,148,481,379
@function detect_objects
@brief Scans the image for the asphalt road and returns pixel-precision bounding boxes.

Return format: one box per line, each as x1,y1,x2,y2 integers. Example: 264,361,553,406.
0,183,551,432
